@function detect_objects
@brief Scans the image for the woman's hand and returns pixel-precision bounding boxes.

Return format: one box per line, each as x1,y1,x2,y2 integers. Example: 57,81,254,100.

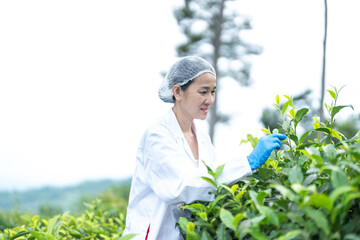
247,133,287,171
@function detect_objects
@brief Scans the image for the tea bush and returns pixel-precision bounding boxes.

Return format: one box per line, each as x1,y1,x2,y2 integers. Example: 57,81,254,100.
0,198,134,240
178,86,360,240
0,208,26,232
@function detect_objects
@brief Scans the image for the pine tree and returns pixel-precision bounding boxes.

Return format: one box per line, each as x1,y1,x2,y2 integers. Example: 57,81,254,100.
174,0,261,142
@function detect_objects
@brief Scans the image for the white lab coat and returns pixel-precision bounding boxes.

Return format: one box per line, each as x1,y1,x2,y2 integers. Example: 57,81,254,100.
123,109,252,240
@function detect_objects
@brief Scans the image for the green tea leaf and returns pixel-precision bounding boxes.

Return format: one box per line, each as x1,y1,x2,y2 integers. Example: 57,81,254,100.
302,146,323,165
327,90,336,99
343,234,360,240
119,234,137,240
9,231,30,240
258,206,279,227
201,177,217,187
239,139,249,145
299,130,312,144
240,134,259,148
245,229,270,240
198,212,207,221
288,165,303,184
258,168,275,180
289,134,299,145
309,194,332,212
294,108,309,124
247,134,259,148
289,108,296,118
274,230,302,240
187,222,195,232
178,217,189,233
46,215,60,235
330,128,343,141
186,232,201,240
331,105,354,118
330,186,356,204
283,95,290,100
261,128,271,135
219,184,234,196
322,144,338,163
273,103,281,111
303,174,317,186
233,213,245,228
270,184,296,201
314,127,331,135
276,95,280,105
208,194,227,211
339,161,360,173
202,160,215,177
303,207,330,235
342,192,360,207
181,203,206,213
29,231,48,240
219,208,235,231
282,100,291,116
235,191,245,201
201,231,212,240
257,191,267,206
249,190,259,208
331,169,349,188
216,223,227,240
230,184,238,194
214,164,225,182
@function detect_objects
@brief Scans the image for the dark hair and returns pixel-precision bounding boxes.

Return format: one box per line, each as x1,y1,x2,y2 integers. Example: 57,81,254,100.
172,80,193,102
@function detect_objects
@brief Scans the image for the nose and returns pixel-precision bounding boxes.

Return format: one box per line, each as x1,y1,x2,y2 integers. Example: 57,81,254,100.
205,93,215,106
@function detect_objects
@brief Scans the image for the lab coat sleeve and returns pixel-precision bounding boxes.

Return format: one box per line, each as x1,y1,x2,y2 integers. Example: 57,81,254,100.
217,157,252,186
143,129,216,205
202,135,252,186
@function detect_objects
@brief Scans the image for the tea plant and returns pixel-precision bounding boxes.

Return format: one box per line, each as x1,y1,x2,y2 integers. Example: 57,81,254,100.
0,198,135,240
178,86,360,240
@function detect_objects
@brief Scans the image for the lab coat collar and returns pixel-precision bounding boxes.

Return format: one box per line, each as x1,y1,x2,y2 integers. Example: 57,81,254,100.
165,109,207,144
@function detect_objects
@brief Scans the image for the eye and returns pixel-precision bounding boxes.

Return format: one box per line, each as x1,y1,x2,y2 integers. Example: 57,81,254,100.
211,90,216,95
200,91,207,95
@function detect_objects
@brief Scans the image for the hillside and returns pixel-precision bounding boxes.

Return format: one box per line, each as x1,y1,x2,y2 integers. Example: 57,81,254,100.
0,178,131,215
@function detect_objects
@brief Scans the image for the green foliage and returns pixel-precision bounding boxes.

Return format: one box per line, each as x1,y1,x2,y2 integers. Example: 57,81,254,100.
261,88,360,141
0,198,134,240
334,114,360,139
38,204,63,219
0,208,27,232
179,86,360,239
0,181,132,239
261,89,314,133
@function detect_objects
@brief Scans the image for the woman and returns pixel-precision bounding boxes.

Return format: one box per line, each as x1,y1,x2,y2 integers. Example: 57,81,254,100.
123,56,286,240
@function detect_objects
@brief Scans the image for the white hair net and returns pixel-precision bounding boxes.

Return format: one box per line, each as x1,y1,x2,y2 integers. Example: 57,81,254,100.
158,56,216,103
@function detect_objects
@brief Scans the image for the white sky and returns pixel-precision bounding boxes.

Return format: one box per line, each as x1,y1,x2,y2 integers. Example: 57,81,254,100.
0,0,359,191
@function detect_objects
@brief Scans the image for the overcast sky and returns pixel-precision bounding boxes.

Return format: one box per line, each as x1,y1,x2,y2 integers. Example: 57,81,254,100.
1,0,359,191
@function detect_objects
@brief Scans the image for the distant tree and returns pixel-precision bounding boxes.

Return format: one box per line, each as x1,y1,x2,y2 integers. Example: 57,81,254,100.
173,0,261,142
319,0,328,121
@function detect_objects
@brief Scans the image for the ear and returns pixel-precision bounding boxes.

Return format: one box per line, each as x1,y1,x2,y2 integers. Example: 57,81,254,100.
172,84,182,101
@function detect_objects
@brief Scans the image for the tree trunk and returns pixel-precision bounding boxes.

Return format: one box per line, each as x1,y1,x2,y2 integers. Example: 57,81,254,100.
209,0,225,143
319,0,328,122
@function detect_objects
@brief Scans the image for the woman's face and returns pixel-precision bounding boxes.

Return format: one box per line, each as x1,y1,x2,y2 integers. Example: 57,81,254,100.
176,72,216,121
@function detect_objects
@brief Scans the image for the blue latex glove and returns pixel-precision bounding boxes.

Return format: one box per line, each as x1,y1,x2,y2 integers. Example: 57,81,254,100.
247,133,287,171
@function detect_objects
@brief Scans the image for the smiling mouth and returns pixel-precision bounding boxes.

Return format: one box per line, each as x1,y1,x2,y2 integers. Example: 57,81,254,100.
201,108,209,113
